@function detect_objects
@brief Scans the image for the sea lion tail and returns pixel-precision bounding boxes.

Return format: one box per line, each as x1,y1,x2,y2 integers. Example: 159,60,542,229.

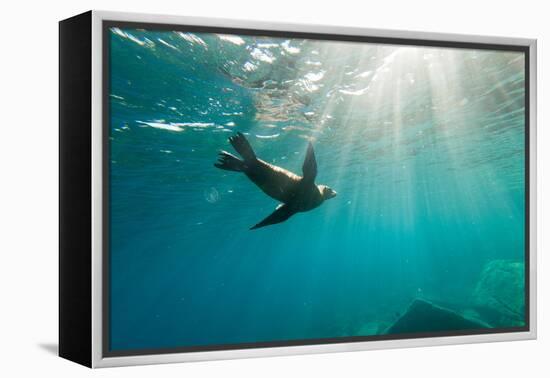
214,151,246,172
229,132,256,162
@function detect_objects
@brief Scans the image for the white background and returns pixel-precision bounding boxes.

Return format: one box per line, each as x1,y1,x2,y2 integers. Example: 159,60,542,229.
0,0,546,376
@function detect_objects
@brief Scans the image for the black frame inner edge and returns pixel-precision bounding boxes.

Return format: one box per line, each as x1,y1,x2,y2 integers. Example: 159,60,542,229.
102,19,531,358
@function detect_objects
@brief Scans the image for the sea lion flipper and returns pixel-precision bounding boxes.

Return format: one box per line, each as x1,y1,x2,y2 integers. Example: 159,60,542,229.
302,142,317,182
250,204,295,230
229,132,256,162
214,151,246,172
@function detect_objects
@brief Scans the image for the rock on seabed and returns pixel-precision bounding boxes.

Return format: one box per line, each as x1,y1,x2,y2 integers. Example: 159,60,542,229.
386,299,489,334
472,259,525,327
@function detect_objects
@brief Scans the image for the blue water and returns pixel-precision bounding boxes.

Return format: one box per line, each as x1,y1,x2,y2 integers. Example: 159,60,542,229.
108,28,526,352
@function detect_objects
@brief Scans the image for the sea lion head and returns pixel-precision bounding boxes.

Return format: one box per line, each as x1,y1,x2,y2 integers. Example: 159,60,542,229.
319,185,337,200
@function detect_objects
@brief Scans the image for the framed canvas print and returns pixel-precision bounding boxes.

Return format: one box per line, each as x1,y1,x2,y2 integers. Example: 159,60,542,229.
59,10,537,368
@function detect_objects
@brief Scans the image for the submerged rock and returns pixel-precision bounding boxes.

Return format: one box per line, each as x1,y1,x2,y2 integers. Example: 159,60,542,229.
386,299,488,334
472,260,525,327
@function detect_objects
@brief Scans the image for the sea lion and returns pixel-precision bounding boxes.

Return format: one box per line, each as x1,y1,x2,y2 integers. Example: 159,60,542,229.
214,132,337,230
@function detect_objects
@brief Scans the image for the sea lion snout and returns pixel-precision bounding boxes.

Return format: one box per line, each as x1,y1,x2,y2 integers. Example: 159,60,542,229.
320,185,337,200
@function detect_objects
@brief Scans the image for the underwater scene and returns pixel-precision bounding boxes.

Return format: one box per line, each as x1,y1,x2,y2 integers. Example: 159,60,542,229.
107,27,527,352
